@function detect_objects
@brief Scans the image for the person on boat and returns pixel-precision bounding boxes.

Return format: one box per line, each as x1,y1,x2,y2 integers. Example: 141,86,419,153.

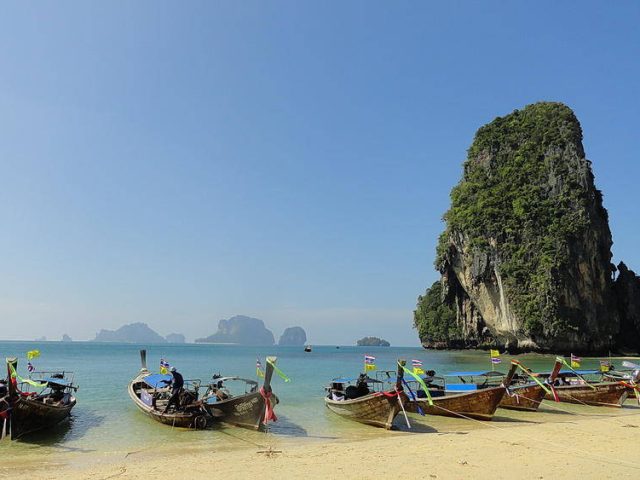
162,366,185,413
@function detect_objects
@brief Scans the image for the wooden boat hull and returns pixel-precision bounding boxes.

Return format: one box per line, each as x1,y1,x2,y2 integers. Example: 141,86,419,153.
543,382,628,407
205,391,279,431
10,395,76,439
325,391,407,429
500,384,546,412
407,386,505,421
128,376,209,429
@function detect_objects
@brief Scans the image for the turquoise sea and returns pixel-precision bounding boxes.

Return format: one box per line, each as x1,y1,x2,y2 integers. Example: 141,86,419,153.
0,341,629,460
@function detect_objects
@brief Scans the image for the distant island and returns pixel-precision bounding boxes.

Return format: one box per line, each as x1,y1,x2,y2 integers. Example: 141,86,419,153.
195,315,275,345
165,333,186,343
278,326,307,346
93,322,167,343
61,334,72,342
356,337,390,347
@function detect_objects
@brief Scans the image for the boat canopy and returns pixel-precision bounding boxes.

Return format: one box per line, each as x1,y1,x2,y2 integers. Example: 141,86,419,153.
209,376,257,386
331,376,383,384
444,371,505,377
143,373,172,388
538,369,599,377
43,377,74,389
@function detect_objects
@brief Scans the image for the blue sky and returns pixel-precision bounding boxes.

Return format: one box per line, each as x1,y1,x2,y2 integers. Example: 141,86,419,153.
0,2,638,345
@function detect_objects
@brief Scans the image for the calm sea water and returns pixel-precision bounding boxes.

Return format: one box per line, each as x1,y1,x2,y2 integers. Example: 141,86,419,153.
0,341,624,458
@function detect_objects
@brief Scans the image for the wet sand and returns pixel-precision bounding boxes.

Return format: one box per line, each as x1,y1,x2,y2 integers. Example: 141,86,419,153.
2,401,640,479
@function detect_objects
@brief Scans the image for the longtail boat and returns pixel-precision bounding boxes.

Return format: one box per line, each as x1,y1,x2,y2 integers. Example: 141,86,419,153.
602,361,640,398
403,361,518,420
324,360,408,429
540,368,637,407
499,359,563,411
202,356,278,431
128,350,210,429
3,357,77,440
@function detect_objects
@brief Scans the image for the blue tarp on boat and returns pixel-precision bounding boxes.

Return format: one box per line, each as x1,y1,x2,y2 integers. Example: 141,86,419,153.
143,373,172,388
446,384,478,392
43,377,74,389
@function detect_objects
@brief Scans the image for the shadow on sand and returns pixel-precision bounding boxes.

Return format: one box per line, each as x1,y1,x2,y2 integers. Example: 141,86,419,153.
15,408,106,451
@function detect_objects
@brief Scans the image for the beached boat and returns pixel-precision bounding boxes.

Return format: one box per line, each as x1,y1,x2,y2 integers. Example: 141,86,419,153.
602,362,640,397
540,369,634,407
3,358,77,440
128,350,209,429
500,359,563,411
202,357,278,431
324,361,408,429
403,362,518,420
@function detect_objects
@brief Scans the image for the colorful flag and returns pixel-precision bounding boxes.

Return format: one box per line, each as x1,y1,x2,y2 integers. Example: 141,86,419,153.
490,350,501,364
599,360,611,372
160,358,170,375
256,357,265,378
26,350,40,360
364,354,376,371
570,354,581,368
27,362,35,373
411,359,423,367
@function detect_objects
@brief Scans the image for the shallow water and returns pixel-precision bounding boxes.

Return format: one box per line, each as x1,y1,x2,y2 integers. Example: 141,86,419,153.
0,341,634,459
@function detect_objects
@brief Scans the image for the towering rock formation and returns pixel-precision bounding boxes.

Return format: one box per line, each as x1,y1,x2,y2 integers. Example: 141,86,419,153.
195,315,275,345
415,102,620,353
278,326,307,346
613,262,640,352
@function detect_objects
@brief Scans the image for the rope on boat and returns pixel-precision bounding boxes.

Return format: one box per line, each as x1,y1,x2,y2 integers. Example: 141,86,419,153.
425,403,640,471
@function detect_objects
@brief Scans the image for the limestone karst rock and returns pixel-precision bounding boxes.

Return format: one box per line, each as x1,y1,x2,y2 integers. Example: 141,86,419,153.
415,102,620,353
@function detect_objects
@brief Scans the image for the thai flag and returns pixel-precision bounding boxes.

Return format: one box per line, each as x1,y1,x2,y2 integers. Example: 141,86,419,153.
571,354,582,363
27,362,35,372
256,358,262,369
411,359,423,367
491,357,501,364
364,355,376,364
160,359,170,368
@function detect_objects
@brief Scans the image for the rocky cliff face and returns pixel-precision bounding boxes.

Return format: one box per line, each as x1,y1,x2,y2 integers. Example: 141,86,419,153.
195,315,275,345
278,326,307,346
415,102,620,353
613,262,640,352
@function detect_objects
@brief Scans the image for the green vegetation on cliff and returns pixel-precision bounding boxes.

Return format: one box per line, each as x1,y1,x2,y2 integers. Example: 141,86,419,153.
428,102,604,340
413,281,459,343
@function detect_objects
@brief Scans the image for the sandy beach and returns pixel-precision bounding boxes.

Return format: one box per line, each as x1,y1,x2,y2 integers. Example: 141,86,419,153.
3,402,640,480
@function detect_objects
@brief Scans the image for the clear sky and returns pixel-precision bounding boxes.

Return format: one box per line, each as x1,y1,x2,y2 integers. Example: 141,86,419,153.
0,2,638,345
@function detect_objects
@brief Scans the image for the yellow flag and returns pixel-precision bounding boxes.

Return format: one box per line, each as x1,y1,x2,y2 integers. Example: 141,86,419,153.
413,367,425,375
490,349,500,358
256,368,265,378
571,360,581,368
27,350,41,360
160,366,168,374
365,364,377,371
